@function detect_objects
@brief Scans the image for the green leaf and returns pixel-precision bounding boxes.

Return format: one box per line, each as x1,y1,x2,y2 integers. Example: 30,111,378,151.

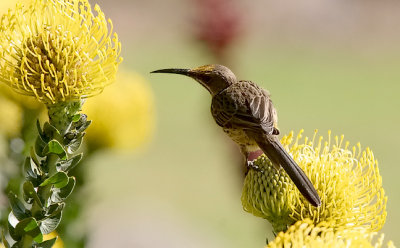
66,135,83,154
46,204,60,215
51,177,76,203
8,193,28,221
64,131,77,142
57,153,82,172
14,217,43,243
7,217,17,241
23,182,43,208
42,122,60,141
40,172,69,188
36,120,44,140
24,158,37,180
72,114,81,122
74,114,87,126
35,135,47,157
24,158,42,187
30,148,41,170
39,204,64,235
2,229,10,248
71,114,91,132
37,237,57,248
77,120,91,132
43,140,67,160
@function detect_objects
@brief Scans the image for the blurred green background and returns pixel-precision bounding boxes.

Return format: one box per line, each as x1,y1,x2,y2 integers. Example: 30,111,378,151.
88,0,400,247
2,0,400,247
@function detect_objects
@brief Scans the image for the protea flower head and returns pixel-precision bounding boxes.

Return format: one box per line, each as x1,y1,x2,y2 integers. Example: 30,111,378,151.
0,0,122,104
267,219,394,248
242,130,387,233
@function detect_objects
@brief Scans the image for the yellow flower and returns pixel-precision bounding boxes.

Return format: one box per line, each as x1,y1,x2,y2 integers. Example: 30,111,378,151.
83,70,155,151
43,231,64,248
242,130,387,233
267,219,395,248
0,0,28,14
0,0,122,104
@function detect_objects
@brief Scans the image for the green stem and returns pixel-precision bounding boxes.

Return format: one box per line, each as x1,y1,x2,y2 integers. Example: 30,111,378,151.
5,100,90,247
48,101,82,134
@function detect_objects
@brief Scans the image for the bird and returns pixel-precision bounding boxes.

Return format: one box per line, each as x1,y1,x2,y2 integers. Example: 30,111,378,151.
151,64,321,207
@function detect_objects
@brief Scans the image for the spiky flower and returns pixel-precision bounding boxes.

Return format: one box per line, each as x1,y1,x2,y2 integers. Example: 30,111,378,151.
0,0,122,104
267,219,394,248
242,130,387,233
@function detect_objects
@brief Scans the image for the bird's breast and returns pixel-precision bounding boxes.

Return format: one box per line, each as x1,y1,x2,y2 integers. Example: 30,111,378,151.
223,127,259,151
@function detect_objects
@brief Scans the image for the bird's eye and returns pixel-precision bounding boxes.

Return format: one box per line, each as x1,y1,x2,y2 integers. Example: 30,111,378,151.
197,74,212,84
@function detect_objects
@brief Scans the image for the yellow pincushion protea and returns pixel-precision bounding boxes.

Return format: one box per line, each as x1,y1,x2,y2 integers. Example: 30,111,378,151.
0,0,122,104
242,130,387,233
267,219,395,248
83,70,155,151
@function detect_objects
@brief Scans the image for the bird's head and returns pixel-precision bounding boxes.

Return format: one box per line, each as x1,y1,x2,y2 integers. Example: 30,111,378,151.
151,64,236,96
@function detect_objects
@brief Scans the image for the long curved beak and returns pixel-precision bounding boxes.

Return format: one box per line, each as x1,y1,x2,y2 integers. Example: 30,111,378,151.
150,68,191,76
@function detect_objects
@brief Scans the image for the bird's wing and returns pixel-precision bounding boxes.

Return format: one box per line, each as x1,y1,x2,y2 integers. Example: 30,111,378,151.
211,81,277,135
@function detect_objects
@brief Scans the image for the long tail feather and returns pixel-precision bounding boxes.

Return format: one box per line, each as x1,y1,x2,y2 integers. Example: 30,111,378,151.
251,134,321,207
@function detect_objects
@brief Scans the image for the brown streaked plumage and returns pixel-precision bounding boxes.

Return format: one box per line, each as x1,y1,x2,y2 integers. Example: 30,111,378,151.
151,64,321,207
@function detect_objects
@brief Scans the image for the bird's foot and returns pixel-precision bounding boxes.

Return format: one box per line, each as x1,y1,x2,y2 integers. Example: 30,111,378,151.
247,160,264,173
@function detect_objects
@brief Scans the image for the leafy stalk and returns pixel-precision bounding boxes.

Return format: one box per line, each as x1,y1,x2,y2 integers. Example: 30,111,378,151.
3,101,90,247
